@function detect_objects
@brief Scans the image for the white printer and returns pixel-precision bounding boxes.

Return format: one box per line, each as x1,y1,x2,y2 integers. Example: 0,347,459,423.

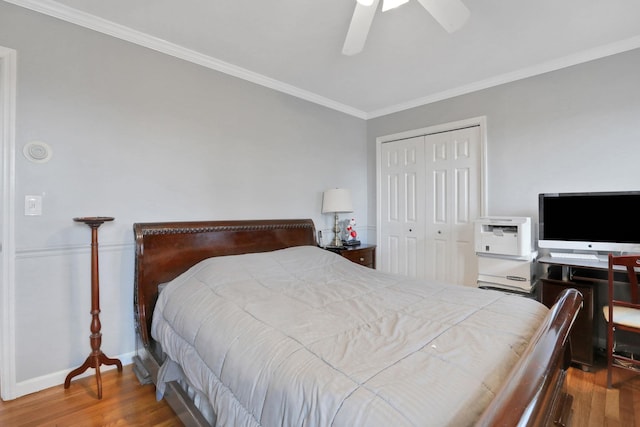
474,216,532,259
474,217,537,294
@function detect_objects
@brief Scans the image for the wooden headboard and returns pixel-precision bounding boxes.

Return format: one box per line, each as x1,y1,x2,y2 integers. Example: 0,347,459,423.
133,219,317,348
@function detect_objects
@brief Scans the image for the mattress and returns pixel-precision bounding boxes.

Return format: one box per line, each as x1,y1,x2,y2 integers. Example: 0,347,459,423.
151,245,548,427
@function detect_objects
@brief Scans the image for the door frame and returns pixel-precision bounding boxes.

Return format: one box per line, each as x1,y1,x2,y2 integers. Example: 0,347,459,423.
0,45,17,400
375,116,488,268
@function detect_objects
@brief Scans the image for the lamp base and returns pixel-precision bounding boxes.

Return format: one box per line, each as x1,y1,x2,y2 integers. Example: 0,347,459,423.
328,212,343,247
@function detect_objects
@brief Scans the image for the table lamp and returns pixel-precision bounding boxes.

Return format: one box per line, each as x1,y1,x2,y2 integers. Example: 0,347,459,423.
322,188,353,248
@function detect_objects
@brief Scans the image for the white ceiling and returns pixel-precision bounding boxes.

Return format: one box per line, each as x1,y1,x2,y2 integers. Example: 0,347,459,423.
7,0,640,118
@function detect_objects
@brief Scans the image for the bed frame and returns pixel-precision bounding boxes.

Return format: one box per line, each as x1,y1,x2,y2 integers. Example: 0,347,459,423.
133,218,582,427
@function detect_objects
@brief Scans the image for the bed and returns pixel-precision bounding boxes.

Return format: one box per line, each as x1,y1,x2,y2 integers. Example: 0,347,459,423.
132,218,582,427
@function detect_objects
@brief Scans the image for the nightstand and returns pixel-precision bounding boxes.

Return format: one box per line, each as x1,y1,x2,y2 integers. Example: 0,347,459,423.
326,244,376,269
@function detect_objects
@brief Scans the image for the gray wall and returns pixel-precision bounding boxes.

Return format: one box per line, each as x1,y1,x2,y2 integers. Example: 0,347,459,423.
367,48,640,226
1,2,366,395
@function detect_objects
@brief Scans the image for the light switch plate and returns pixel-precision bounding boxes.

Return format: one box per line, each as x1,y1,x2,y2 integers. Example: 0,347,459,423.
24,195,42,216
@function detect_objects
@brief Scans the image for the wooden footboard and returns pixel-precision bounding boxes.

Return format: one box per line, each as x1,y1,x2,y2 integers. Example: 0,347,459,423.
132,219,582,427
476,287,582,426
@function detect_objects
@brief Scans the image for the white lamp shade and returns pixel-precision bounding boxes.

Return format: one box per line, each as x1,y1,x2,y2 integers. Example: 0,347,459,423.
357,0,376,6
322,188,354,213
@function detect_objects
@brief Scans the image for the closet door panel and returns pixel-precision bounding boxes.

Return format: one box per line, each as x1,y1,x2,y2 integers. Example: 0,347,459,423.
425,127,481,286
379,136,426,278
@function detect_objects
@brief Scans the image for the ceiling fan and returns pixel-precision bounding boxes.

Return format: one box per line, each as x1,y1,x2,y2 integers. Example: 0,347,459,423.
342,0,470,56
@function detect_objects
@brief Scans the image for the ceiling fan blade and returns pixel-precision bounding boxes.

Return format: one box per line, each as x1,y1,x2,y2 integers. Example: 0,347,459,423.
342,0,380,56
416,0,470,33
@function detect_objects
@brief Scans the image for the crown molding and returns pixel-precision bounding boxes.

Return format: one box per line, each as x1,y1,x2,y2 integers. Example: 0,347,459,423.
3,0,369,119
4,1,640,120
366,35,640,119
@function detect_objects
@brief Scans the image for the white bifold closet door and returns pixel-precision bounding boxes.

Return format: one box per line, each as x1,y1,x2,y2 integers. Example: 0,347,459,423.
379,126,481,286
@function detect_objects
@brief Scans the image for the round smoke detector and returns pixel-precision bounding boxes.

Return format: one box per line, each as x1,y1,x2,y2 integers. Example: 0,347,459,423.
23,141,53,163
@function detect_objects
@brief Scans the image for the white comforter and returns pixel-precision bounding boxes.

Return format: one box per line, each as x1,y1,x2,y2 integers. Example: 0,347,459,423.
152,245,547,427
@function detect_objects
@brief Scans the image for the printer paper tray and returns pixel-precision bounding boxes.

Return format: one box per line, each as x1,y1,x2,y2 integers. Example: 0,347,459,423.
477,274,534,292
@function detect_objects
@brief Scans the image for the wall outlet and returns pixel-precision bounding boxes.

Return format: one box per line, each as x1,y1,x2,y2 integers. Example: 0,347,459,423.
24,195,42,216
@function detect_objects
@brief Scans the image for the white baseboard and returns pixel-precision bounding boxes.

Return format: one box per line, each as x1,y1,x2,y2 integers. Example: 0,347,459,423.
10,351,135,400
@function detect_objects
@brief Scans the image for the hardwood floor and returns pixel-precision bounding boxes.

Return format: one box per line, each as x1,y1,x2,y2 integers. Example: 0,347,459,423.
0,365,181,426
567,360,640,427
1,361,639,426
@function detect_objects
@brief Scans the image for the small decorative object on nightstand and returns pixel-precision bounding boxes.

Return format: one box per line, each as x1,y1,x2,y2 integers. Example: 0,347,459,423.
326,244,376,269
64,217,122,399
343,217,361,246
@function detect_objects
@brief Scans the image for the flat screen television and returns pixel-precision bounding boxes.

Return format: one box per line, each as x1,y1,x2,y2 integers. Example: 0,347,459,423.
538,191,640,254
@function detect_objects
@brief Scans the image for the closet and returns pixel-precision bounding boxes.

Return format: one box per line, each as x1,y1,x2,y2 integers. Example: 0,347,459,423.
376,121,485,286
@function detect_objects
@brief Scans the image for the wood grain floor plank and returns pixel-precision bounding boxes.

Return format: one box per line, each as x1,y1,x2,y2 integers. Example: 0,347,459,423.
605,387,620,421
568,367,594,427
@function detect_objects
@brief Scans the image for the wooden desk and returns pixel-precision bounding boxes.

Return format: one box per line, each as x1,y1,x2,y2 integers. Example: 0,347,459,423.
538,255,638,371
540,276,594,369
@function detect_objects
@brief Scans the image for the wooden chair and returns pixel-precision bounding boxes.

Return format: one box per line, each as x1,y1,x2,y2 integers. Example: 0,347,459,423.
604,253,640,388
